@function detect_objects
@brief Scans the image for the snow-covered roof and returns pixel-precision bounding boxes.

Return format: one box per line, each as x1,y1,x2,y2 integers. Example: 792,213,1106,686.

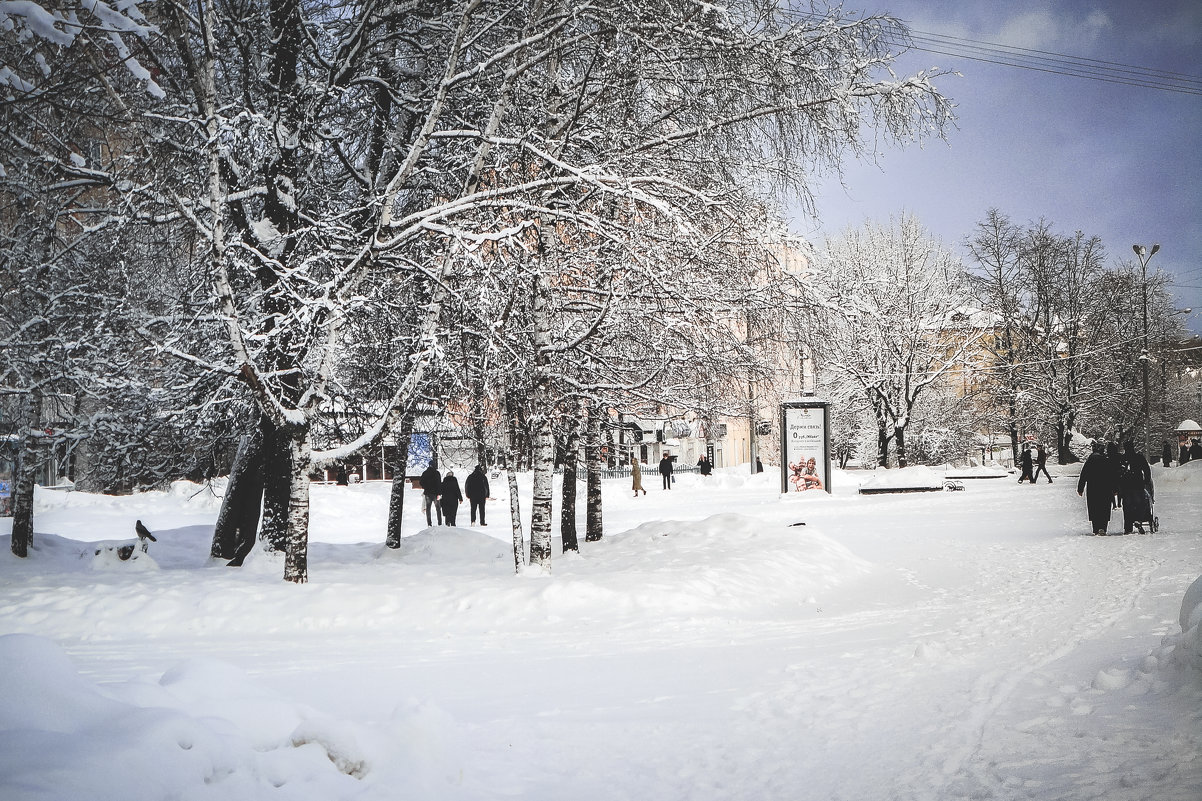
1176,420,1201,432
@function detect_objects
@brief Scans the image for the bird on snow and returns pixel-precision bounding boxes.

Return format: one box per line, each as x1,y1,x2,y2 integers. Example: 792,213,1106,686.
135,520,157,542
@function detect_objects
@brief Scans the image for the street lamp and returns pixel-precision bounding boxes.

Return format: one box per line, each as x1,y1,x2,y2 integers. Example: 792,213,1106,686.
1132,243,1160,457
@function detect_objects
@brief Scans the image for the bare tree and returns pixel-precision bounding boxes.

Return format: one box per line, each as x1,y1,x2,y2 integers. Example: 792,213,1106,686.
818,216,981,467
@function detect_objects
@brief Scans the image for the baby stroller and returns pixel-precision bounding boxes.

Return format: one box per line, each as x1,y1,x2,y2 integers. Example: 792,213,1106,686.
1134,488,1159,534
1120,478,1158,535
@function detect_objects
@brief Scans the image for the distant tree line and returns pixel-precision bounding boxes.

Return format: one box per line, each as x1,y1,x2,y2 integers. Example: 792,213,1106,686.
808,210,1194,469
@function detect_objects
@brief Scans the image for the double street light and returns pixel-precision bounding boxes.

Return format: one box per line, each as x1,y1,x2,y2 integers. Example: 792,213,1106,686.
1133,243,1160,458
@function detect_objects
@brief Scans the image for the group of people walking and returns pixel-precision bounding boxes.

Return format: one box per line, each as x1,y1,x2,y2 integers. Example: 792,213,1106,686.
1016,443,1053,484
1076,440,1155,536
630,452,717,495
1166,438,1202,465
418,462,490,527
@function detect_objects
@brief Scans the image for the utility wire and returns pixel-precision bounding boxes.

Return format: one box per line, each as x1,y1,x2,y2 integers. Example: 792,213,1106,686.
780,9,1202,96
899,30,1202,95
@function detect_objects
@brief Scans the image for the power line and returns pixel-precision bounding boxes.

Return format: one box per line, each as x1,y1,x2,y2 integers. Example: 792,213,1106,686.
900,30,1202,96
779,9,1202,96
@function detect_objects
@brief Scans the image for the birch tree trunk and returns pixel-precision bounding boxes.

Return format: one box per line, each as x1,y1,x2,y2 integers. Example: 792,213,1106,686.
503,390,525,573
528,277,555,569
386,416,414,549
283,425,312,583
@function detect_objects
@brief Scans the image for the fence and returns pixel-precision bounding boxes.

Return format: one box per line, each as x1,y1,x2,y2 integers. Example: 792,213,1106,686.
598,464,701,480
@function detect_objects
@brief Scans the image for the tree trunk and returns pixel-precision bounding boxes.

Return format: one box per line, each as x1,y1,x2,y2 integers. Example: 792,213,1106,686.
211,429,265,563
877,422,890,468
9,393,42,558
895,426,908,468
529,416,555,567
385,417,413,549
282,425,312,583
259,417,290,552
585,401,603,543
528,276,554,569
507,463,524,572
503,390,525,573
560,429,579,553
1008,417,1019,467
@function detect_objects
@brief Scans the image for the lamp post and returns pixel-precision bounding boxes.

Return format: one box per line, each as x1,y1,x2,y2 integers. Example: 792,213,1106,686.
1132,243,1159,457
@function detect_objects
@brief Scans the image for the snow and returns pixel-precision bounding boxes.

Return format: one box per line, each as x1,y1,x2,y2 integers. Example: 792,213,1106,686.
2,463,1200,800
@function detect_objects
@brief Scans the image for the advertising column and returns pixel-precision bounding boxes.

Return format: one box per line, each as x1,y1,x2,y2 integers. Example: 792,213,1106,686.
780,400,831,494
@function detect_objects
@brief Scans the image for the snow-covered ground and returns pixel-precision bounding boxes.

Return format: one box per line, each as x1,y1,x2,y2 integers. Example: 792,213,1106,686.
2,462,1200,801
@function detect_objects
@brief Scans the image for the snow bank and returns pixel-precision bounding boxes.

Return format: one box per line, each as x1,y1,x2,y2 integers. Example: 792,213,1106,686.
0,634,438,801
1173,575,1202,677
857,465,946,492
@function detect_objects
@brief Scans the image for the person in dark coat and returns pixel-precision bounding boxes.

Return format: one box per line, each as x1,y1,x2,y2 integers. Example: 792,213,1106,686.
1017,446,1034,483
1191,439,1202,461
697,455,712,476
1119,440,1154,534
464,464,490,526
755,457,764,473
1181,444,1191,464
658,453,674,490
1161,439,1173,467
420,462,442,525
439,470,463,526
1032,443,1053,483
1077,441,1116,535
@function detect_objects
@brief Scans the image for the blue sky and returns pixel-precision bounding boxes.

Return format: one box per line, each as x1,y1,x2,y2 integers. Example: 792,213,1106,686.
790,0,1202,335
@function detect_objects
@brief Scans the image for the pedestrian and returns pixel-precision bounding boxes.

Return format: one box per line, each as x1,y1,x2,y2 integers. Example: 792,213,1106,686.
464,464,490,526
1017,445,1034,483
1161,439,1173,467
755,457,764,473
697,454,712,476
1077,441,1117,535
1118,440,1154,534
1181,444,1191,465
1191,438,1202,461
658,452,673,490
439,470,463,526
420,461,442,526
631,458,646,497
1032,443,1053,484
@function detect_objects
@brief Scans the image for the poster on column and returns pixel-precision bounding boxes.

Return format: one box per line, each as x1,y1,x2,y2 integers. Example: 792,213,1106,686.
780,400,831,494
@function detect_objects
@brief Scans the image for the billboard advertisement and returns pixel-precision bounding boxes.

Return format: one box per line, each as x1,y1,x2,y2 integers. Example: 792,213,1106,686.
780,401,831,494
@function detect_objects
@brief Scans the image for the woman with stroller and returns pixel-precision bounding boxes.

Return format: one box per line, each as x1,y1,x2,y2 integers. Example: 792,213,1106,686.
1118,440,1155,534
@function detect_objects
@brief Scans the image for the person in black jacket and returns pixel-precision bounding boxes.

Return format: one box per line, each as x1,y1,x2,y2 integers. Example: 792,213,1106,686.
658,453,673,489
1032,443,1053,484
1017,445,1034,483
1077,441,1116,535
420,462,442,525
439,470,463,527
1118,440,1154,534
464,464,490,526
